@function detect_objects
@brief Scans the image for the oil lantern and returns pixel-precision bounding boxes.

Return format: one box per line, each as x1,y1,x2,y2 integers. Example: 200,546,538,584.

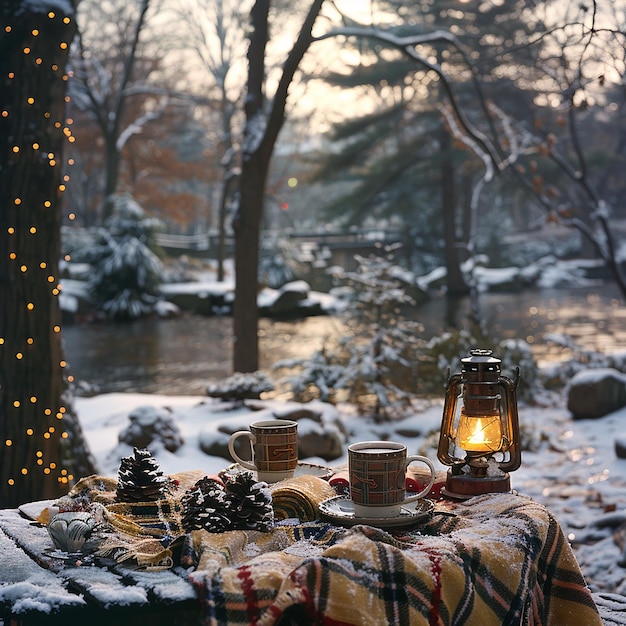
437,349,521,499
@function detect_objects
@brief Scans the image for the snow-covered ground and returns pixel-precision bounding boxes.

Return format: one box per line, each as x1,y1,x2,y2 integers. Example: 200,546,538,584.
75,389,626,596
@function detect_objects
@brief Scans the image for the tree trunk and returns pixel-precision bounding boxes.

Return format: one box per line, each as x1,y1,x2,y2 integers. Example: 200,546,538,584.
440,129,469,296
0,2,96,508
232,0,325,372
233,158,267,372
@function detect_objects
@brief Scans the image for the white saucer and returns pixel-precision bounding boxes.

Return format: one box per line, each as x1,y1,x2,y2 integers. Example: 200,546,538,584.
223,461,333,481
319,496,434,528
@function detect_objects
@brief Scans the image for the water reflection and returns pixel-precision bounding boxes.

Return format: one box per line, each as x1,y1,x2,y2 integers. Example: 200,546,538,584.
62,285,625,396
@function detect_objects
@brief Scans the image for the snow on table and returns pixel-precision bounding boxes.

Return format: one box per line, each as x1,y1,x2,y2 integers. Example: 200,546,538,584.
0,508,198,623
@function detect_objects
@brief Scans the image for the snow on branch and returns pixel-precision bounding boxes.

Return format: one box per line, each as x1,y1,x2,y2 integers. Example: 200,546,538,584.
116,98,169,151
313,25,501,172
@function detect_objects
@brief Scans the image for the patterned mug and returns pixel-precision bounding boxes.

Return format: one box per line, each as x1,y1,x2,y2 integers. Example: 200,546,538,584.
228,419,298,483
348,441,435,518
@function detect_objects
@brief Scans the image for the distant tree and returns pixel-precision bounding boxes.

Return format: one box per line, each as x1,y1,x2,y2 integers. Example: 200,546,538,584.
308,0,545,294
310,1,626,301
71,0,154,220
172,0,247,282
0,1,96,508
66,0,220,233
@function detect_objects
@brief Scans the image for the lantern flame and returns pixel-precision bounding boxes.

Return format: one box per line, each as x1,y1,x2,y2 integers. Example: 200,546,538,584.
457,412,503,454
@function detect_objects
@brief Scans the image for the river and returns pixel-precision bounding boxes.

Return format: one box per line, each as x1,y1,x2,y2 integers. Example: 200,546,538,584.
62,284,625,396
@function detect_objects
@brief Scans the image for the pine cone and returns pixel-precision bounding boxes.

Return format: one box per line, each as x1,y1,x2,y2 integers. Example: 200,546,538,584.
116,448,169,502
180,476,232,532
224,473,274,532
180,474,273,533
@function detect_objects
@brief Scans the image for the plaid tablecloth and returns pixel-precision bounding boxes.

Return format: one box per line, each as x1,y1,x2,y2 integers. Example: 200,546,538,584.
185,492,602,626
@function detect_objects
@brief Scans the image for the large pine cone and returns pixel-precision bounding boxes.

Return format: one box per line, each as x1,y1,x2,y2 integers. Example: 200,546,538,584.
116,447,169,503
225,473,273,532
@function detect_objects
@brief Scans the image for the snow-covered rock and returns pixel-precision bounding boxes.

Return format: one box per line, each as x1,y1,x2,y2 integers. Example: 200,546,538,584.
118,405,184,452
567,368,626,420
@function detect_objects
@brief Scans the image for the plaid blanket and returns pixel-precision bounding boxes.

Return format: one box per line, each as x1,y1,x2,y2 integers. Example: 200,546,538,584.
186,493,602,626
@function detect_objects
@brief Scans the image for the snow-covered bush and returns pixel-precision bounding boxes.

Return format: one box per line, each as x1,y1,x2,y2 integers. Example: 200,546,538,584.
83,194,164,320
118,405,183,453
278,252,544,413
274,346,344,404
259,233,299,288
278,253,426,420
206,371,275,406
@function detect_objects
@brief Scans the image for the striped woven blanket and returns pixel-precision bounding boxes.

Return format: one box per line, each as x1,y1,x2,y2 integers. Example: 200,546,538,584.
186,493,602,626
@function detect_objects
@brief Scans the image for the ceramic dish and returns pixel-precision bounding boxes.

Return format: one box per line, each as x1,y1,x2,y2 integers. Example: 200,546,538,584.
318,496,434,528
223,461,334,481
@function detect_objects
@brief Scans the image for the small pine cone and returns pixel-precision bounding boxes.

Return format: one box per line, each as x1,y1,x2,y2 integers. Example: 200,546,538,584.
224,473,273,532
116,448,168,502
181,477,232,532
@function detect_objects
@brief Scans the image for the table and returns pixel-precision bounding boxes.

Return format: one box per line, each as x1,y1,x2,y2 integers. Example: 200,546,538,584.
0,479,604,626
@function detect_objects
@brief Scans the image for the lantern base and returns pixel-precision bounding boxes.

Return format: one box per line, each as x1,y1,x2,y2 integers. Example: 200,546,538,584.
442,469,511,500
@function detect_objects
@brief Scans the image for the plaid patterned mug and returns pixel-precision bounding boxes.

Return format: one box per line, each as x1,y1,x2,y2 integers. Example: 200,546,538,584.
228,419,298,483
349,441,435,518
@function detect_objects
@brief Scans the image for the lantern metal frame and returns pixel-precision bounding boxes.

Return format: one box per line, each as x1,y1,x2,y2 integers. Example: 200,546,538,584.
437,349,521,499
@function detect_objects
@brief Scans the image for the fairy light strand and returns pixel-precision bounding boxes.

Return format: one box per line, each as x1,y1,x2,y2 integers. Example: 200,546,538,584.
2,7,77,493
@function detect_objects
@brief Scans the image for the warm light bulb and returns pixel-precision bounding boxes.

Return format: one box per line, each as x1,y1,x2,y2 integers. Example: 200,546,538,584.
456,410,503,453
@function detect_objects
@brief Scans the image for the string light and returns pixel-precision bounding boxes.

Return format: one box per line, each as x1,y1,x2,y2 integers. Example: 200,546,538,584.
2,7,76,497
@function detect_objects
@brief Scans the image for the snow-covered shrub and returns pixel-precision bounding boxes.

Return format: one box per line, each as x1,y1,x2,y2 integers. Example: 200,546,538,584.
118,405,183,453
259,234,298,288
274,346,344,403
61,225,97,263
278,253,426,420
83,194,164,320
206,371,275,406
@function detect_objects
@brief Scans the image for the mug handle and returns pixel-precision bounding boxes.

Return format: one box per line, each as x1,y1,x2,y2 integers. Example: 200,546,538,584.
403,455,436,502
228,431,257,471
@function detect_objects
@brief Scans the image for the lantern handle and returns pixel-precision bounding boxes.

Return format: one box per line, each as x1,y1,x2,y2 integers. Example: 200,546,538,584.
496,371,522,473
